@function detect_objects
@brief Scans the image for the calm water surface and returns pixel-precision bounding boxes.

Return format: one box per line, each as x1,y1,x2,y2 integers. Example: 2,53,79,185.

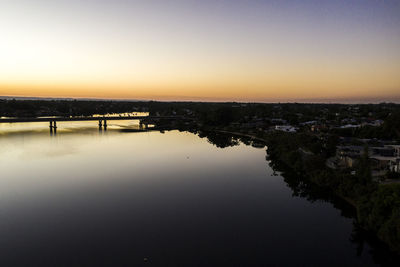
0,122,395,266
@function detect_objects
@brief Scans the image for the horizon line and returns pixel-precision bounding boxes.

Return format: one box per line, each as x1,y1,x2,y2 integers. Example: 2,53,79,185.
1,95,400,105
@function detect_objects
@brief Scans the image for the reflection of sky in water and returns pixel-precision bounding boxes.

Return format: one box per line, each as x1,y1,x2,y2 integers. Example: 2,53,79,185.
0,112,148,135
0,129,268,202
0,118,145,136
0,128,381,265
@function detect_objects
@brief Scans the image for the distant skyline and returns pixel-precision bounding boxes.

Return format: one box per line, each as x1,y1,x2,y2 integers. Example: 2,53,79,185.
1,0,399,102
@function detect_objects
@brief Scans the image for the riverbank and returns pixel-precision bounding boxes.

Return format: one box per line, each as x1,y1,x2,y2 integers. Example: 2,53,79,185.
214,130,268,143
197,127,400,255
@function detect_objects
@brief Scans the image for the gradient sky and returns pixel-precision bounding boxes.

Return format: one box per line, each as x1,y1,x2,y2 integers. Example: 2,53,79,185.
0,0,399,102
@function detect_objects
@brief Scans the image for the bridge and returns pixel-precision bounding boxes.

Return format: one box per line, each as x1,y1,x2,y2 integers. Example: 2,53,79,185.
0,115,182,133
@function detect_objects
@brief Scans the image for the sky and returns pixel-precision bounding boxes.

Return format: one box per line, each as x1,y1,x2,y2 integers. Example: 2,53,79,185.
0,0,399,102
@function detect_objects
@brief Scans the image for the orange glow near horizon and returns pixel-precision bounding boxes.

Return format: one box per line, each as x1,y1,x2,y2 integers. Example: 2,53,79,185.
1,63,399,102
0,1,399,102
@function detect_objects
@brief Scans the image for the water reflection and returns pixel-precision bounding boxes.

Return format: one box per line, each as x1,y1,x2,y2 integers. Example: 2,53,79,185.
0,126,398,266
0,119,144,137
200,131,400,266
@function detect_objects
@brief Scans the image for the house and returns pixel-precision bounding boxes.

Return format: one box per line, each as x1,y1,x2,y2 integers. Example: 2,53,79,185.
369,145,400,173
370,146,395,157
311,124,327,132
300,120,317,126
335,146,365,168
336,146,365,157
369,120,384,127
275,125,297,133
270,118,287,124
340,124,361,129
386,145,400,157
370,156,400,173
342,156,358,168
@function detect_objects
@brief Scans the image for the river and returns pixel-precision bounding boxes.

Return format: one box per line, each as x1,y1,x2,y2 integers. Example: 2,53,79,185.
0,121,397,266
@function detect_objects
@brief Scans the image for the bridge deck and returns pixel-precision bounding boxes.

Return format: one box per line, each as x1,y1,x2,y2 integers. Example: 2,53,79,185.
0,116,180,123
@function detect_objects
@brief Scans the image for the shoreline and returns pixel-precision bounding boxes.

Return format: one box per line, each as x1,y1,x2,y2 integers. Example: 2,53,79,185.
212,129,359,206
203,127,400,254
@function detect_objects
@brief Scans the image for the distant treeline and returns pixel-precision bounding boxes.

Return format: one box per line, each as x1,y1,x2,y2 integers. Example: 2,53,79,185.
1,99,399,118
0,99,149,117
2,99,400,139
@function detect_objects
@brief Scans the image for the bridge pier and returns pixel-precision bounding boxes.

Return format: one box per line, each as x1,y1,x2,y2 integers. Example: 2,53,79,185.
49,120,57,129
49,120,57,135
99,119,108,131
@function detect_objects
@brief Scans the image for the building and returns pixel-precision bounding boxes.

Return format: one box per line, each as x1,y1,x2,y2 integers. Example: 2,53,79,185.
386,145,400,157
370,156,400,173
275,125,297,133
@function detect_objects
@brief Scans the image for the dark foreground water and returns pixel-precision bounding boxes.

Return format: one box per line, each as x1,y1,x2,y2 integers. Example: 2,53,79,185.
0,122,398,266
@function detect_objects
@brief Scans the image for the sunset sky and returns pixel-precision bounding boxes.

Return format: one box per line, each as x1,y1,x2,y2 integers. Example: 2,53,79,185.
0,0,399,102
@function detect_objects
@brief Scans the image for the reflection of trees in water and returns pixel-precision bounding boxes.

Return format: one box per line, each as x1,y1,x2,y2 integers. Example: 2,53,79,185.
196,130,399,266
270,160,355,217
195,130,261,149
272,156,400,265
272,159,400,266
196,131,240,148
349,223,400,266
